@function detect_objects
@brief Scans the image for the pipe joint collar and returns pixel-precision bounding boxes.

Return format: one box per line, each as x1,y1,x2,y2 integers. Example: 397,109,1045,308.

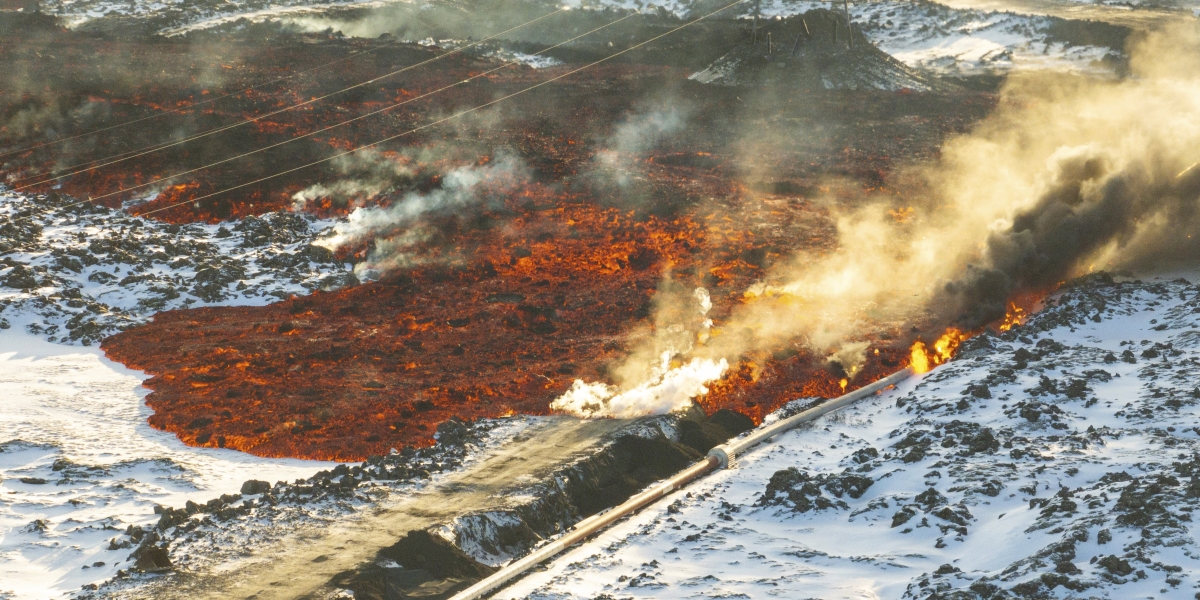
707,447,730,470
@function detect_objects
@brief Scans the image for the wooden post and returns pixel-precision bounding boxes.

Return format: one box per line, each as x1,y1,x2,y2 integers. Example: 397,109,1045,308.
843,0,853,50
752,0,761,44
768,31,772,55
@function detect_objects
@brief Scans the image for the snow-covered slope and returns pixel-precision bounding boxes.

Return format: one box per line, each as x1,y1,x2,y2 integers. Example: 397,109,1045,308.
37,0,397,30
0,331,338,598
0,190,355,346
740,0,1124,75
30,0,1132,76
500,273,1200,599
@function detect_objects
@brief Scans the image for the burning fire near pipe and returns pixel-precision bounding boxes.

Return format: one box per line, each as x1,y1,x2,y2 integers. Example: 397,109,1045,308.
5,0,1200,597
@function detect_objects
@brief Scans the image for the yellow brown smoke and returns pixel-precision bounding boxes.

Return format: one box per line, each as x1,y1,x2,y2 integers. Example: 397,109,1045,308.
557,21,1200,417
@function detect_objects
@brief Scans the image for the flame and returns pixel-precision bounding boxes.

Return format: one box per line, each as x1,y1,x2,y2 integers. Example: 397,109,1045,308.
909,341,930,374
909,328,964,374
838,378,848,392
997,302,1027,331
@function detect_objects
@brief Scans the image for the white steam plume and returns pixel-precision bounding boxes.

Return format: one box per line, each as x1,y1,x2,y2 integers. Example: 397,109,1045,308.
311,151,527,278
590,103,689,190
291,148,418,209
550,354,729,419
557,22,1200,419
553,284,726,418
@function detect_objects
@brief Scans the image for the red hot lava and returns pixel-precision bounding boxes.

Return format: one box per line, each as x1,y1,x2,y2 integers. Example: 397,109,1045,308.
2,17,1004,461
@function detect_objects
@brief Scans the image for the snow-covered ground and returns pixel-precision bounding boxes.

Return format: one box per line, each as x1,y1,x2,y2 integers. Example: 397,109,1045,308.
501,273,1200,599
0,189,356,346
0,331,338,598
29,0,1143,76
744,0,1123,75
38,0,402,30
0,191,364,596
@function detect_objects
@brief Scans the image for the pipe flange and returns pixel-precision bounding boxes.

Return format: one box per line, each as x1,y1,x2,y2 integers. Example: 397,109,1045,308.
707,447,730,470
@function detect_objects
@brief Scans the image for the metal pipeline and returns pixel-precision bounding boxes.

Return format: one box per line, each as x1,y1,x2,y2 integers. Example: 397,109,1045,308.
451,367,914,600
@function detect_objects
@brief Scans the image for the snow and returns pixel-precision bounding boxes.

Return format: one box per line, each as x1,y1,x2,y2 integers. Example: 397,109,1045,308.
32,0,1131,76
743,0,1119,75
499,273,1200,599
154,0,405,37
0,189,362,596
0,189,356,346
0,330,337,599
39,0,406,31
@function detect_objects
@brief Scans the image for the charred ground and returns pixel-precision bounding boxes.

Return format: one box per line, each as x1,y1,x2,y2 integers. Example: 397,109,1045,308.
3,8,998,460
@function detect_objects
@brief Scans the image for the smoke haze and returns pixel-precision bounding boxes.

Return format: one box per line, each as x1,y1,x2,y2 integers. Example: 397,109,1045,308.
556,21,1200,418
307,151,528,278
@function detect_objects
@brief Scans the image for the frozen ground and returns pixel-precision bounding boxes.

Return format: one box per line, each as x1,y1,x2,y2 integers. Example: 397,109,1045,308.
739,0,1124,75
30,0,1148,76
38,0,400,30
0,330,338,598
0,189,356,346
501,273,1200,599
0,319,537,599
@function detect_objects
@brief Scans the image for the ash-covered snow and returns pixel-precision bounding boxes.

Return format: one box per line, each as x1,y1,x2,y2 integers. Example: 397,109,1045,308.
32,0,1136,76
38,0,399,31
500,273,1200,599
733,0,1123,75
0,331,340,599
0,189,356,346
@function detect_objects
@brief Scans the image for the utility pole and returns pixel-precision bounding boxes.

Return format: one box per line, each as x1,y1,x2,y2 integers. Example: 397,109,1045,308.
752,0,761,44
843,0,853,50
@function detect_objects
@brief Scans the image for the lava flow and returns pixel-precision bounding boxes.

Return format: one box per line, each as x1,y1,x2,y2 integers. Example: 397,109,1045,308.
5,12,1004,461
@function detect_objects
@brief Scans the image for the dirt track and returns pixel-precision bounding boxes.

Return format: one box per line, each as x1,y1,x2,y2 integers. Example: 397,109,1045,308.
125,416,627,600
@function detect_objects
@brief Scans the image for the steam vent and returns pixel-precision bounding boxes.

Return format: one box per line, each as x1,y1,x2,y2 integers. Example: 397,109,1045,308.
4,0,1200,597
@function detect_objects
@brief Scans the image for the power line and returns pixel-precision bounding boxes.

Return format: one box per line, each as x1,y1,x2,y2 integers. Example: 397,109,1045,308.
6,7,567,191
0,28,410,160
2,10,641,223
136,0,747,219
9,1,744,225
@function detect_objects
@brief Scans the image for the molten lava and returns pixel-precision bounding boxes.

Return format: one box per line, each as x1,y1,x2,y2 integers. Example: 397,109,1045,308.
2,17,1006,461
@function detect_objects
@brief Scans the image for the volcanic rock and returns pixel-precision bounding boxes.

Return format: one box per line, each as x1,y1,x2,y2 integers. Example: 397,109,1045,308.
332,529,495,600
690,10,952,91
131,544,173,573
240,480,271,495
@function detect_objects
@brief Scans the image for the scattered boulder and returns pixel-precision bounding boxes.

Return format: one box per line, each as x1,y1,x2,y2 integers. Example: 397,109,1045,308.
240,480,271,495
758,467,874,512
131,544,172,573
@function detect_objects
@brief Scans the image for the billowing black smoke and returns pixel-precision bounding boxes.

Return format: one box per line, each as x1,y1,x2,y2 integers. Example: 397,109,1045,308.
943,150,1200,329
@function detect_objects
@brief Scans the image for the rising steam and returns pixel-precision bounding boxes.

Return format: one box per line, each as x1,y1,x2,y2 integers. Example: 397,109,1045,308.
555,22,1200,418
305,151,527,278
589,102,689,190
551,286,728,418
